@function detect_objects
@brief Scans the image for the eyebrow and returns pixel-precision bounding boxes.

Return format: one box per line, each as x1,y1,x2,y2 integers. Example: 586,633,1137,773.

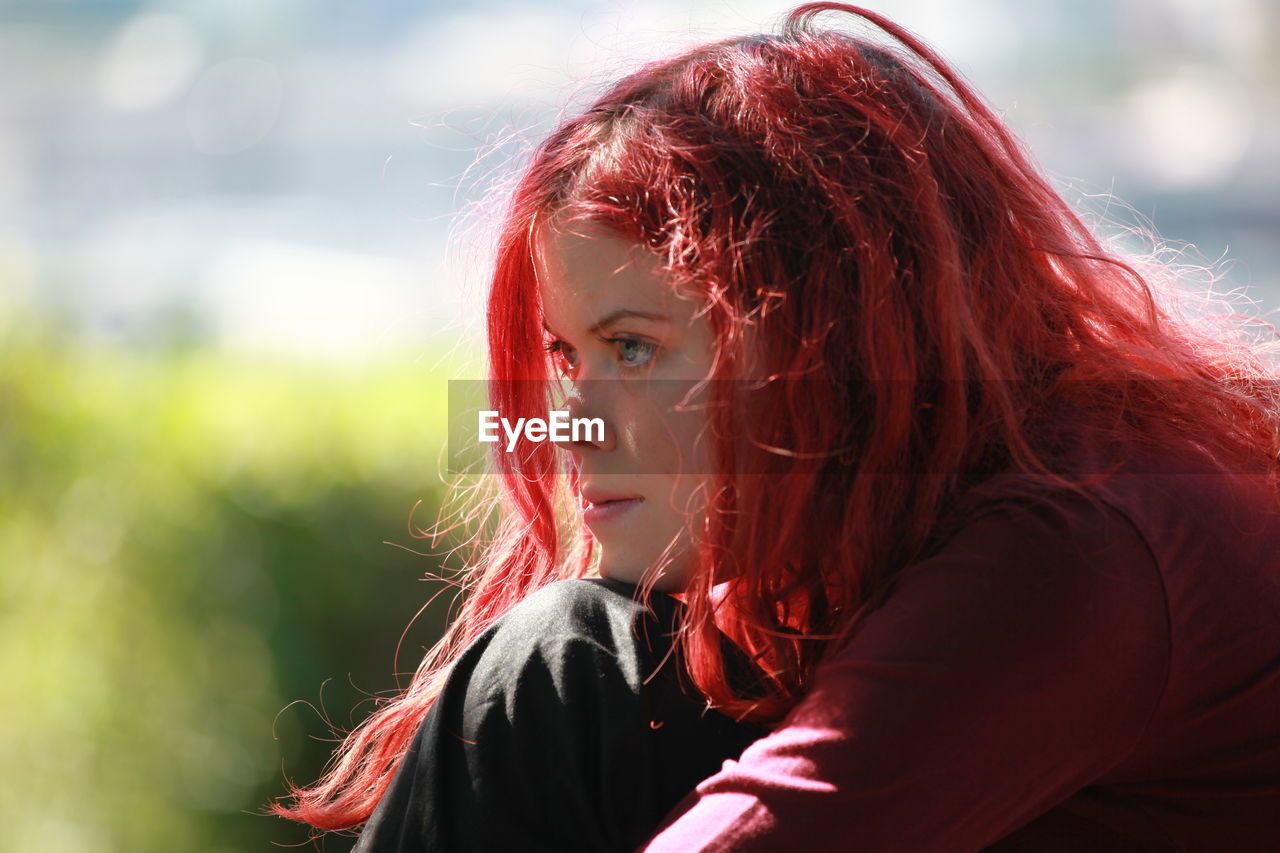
541,308,671,338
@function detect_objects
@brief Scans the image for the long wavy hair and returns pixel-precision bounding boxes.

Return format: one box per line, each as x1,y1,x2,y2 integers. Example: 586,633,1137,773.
273,2,1280,832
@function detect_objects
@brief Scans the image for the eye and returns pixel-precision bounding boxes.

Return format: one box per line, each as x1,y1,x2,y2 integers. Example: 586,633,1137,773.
610,337,658,369
544,338,579,375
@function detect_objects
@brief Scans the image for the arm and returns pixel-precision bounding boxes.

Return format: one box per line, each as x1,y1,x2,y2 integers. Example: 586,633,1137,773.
640,493,1170,852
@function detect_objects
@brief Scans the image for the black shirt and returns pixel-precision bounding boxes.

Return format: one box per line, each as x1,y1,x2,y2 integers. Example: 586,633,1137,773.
353,577,767,852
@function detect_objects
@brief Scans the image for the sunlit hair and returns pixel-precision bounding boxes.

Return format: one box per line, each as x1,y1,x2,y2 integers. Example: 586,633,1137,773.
273,1,1280,832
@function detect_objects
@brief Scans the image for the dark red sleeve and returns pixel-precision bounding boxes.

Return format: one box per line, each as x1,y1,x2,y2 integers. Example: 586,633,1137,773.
639,492,1171,852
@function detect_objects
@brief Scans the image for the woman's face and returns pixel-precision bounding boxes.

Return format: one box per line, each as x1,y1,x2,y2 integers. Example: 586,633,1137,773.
534,216,715,592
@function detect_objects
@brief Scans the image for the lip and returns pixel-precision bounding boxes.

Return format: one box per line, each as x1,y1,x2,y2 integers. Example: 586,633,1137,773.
582,496,644,526
581,484,640,505
580,484,644,527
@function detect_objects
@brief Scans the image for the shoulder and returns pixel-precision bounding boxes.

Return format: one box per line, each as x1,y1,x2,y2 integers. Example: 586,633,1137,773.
927,469,1159,589
958,430,1280,602
775,482,1174,789
857,484,1171,690
982,426,1280,560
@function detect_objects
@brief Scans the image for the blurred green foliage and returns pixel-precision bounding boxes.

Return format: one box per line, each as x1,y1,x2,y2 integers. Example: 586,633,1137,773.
0,299,475,852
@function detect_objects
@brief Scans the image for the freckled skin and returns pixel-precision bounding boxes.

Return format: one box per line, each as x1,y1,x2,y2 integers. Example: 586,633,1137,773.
535,216,716,592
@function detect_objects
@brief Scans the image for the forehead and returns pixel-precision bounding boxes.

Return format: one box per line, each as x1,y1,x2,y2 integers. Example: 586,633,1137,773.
532,216,673,318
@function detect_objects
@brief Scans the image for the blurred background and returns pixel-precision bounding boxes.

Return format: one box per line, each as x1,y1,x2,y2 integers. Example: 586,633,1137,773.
1,1,1276,850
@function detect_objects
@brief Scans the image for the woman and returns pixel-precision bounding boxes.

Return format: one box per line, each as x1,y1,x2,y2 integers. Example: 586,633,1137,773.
274,3,1280,850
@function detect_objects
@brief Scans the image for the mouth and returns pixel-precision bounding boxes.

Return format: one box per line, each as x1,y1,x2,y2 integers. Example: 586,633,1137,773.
578,484,640,525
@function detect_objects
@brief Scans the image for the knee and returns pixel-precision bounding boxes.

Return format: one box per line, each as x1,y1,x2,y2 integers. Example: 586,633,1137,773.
507,577,664,631
475,578,679,686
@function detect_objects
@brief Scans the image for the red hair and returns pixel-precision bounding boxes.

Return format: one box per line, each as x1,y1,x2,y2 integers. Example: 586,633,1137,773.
273,2,1280,832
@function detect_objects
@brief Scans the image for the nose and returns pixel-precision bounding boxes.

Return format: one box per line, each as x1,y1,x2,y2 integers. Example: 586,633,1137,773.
551,381,616,455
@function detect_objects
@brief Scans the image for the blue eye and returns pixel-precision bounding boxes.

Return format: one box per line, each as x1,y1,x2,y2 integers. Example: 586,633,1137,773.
612,337,657,369
543,335,657,374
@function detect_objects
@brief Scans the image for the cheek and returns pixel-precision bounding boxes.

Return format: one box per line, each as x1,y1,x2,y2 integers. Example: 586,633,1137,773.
632,396,710,540
641,481,700,554
628,390,711,476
